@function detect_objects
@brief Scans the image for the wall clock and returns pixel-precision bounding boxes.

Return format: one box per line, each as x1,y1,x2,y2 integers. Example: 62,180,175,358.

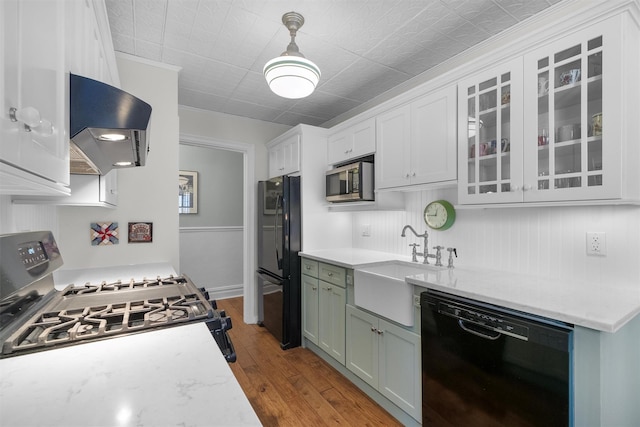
424,200,456,230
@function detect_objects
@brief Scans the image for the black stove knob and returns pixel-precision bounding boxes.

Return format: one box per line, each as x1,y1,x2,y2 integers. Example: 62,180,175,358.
221,316,233,331
205,317,222,331
198,288,210,300
209,299,218,310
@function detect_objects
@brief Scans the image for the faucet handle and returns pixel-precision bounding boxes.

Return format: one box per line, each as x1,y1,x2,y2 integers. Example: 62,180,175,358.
446,247,457,269
432,246,444,267
409,243,420,262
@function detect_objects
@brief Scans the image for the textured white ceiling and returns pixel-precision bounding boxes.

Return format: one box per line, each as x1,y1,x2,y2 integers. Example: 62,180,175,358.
105,0,562,127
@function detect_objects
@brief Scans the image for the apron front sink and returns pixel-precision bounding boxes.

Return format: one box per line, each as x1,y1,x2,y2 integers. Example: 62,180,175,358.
354,261,442,327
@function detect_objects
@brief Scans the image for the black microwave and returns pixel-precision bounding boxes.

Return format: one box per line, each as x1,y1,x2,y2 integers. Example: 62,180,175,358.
325,161,374,203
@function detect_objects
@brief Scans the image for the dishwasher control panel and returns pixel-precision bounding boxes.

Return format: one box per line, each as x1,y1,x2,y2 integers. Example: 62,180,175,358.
437,300,530,340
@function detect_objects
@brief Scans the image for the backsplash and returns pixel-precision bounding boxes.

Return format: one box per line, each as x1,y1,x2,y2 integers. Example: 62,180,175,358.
352,188,640,284
0,196,58,236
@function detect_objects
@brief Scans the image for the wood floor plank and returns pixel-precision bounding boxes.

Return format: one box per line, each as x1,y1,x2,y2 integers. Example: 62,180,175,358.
222,296,403,427
321,385,403,427
280,349,335,394
287,374,351,425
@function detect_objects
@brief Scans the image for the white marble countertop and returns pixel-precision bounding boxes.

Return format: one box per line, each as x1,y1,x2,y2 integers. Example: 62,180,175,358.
300,248,640,333
300,248,411,269
0,323,261,426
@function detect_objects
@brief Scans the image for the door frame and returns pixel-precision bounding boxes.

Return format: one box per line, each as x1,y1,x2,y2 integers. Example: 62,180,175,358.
179,133,258,324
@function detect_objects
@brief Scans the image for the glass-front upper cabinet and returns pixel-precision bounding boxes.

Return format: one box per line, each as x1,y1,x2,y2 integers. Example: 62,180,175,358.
459,14,634,206
523,19,625,202
458,58,523,204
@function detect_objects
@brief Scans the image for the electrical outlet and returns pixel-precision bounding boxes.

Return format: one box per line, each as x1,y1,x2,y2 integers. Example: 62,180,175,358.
413,295,421,308
361,224,371,237
586,232,606,256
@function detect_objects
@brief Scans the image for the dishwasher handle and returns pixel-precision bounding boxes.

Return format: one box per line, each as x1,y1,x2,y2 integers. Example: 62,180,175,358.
458,319,502,340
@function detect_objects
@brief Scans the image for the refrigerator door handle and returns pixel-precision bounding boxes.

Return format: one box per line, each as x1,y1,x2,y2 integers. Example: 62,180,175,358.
275,194,283,270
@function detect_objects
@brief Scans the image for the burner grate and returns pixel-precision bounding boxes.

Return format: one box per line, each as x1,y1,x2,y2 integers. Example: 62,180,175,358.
62,276,188,296
1,275,215,357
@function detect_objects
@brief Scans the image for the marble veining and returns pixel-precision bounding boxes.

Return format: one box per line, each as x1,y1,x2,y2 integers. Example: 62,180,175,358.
0,323,261,426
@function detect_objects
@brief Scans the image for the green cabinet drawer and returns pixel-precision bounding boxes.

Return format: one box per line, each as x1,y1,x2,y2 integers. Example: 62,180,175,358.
319,262,346,288
302,258,319,277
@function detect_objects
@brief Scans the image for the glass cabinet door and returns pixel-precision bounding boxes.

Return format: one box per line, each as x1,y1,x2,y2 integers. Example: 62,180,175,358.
522,17,625,203
458,59,523,204
530,36,603,195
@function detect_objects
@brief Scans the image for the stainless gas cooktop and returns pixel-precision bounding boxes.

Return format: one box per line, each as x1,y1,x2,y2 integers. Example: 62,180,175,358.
0,231,234,361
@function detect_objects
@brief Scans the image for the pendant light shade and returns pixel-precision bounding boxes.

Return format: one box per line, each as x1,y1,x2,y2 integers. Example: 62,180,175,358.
264,12,320,99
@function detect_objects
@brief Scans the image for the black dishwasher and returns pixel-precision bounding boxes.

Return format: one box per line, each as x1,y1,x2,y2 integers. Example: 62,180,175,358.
421,290,573,427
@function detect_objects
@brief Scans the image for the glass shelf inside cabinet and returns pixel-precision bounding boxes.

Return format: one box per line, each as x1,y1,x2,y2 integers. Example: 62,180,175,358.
535,35,603,192
466,72,512,197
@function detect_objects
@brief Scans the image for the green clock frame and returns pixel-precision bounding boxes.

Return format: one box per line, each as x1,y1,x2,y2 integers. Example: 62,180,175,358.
423,200,456,230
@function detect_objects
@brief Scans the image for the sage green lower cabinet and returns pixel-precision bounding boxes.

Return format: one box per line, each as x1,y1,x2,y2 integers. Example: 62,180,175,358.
302,274,319,345
301,258,346,365
346,304,421,421
318,282,346,364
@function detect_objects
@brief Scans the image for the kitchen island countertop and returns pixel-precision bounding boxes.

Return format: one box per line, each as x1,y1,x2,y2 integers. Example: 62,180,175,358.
0,322,261,427
300,248,640,333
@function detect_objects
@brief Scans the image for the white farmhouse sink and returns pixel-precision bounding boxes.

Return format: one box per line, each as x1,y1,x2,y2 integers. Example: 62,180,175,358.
354,261,442,327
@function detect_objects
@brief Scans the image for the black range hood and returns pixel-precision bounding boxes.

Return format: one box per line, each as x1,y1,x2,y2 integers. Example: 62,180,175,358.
69,73,152,175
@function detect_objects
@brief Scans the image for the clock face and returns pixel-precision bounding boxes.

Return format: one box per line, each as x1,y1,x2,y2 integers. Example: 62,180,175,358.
424,200,455,230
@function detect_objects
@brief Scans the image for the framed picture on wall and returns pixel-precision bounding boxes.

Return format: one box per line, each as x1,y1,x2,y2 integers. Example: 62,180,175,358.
179,170,198,214
128,222,153,243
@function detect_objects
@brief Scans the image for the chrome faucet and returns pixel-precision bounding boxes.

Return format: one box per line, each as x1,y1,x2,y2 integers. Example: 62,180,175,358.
401,225,436,265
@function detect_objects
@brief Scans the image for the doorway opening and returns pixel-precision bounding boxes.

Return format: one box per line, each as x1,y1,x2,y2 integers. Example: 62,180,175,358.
179,134,257,324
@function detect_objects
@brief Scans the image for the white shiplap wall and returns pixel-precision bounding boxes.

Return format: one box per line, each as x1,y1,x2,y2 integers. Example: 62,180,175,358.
0,195,58,236
352,189,640,284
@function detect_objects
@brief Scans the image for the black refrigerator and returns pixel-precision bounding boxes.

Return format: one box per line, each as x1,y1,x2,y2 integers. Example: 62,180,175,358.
257,176,301,349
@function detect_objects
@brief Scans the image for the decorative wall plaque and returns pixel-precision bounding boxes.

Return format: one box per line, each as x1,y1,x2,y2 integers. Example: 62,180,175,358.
90,222,119,246
128,222,153,243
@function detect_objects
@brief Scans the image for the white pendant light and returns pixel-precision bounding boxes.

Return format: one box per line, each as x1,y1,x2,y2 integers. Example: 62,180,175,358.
264,12,320,99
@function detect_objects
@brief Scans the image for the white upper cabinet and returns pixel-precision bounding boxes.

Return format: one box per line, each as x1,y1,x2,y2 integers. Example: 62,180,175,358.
65,0,119,87
64,171,118,207
458,58,524,204
522,18,633,203
327,117,375,166
267,133,300,178
377,85,457,190
410,86,458,185
1,0,70,195
376,105,411,189
1,0,119,197
459,13,639,205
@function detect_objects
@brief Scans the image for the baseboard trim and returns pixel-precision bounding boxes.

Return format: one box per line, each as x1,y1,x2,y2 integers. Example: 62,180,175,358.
204,284,244,301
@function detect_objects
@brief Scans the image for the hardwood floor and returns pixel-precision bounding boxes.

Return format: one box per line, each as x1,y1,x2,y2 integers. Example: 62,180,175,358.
221,297,403,427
